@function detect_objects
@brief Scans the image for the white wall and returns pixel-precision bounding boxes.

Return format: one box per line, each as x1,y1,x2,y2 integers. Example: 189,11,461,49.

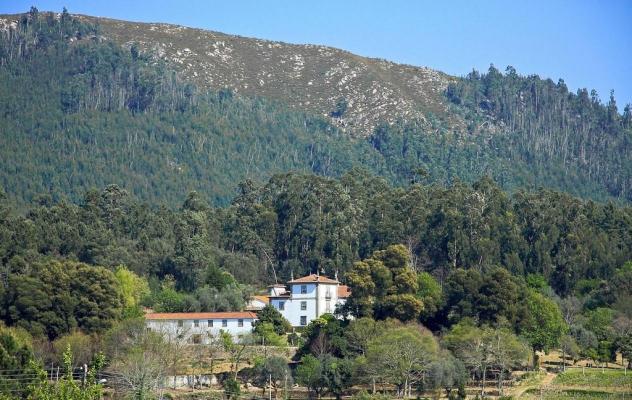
147,317,255,343
270,282,342,327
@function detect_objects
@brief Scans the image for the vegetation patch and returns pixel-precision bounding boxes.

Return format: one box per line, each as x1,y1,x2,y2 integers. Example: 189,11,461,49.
553,369,632,388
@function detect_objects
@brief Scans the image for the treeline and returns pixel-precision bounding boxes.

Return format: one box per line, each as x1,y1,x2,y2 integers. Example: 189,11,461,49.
446,65,632,201
1,7,197,114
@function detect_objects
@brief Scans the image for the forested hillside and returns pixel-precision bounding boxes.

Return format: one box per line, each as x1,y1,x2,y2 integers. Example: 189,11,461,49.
1,172,631,379
446,67,632,201
0,9,390,206
2,171,631,312
1,9,631,209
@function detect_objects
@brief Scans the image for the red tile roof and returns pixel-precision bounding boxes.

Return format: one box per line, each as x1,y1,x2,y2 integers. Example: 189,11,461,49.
288,274,339,284
145,312,258,320
338,285,351,298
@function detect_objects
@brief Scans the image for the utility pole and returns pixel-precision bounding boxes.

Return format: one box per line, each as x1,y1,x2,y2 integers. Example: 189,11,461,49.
269,373,272,400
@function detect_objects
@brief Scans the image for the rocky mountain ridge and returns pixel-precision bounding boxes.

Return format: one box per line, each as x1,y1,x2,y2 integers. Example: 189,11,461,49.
71,14,461,136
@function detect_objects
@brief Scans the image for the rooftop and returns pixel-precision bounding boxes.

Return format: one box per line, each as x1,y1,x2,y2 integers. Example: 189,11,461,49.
338,285,351,298
287,274,339,284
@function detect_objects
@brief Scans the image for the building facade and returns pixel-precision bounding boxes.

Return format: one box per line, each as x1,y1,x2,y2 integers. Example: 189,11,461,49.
268,274,350,327
145,311,257,344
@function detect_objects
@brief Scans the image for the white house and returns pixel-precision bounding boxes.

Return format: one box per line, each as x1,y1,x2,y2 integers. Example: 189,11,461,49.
145,311,257,344
268,274,351,327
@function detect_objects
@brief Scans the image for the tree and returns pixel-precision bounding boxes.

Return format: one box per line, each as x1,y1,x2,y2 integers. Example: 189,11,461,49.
443,322,527,397
114,266,150,318
296,355,326,399
583,307,617,365
106,322,170,399
255,305,292,335
488,328,530,395
346,245,425,322
378,294,423,322
253,322,287,347
520,289,567,363
559,334,580,370
252,356,292,399
417,272,442,322
365,325,439,398
344,317,394,356
613,315,632,369
297,315,348,359
319,355,353,400
443,322,494,397
223,377,241,400
221,331,254,379
0,326,40,398
330,97,348,118
52,330,93,370
1,260,123,339
428,351,467,399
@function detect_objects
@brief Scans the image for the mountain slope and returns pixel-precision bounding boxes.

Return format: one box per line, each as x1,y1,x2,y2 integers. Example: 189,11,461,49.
74,14,459,137
0,10,393,206
0,9,631,207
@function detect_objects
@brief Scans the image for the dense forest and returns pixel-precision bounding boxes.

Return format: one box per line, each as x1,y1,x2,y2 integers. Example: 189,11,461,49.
1,9,632,210
0,8,392,207
1,171,631,397
2,169,631,323
445,66,632,201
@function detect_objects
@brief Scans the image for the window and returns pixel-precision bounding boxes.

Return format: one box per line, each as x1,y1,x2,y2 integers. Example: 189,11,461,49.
177,320,183,328
238,319,244,327
300,316,307,326
192,334,202,344
222,319,228,327
301,285,307,294
208,320,213,327
193,320,199,327
278,301,285,310
301,301,307,310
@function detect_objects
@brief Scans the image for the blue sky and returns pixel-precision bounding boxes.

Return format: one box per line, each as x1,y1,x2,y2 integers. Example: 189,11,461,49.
3,0,631,107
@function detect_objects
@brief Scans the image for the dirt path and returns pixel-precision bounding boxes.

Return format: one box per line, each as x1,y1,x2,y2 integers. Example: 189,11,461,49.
510,371,557,398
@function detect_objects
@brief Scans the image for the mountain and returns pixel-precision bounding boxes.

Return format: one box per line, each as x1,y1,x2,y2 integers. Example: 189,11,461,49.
75,14,459,137
0,9,631,208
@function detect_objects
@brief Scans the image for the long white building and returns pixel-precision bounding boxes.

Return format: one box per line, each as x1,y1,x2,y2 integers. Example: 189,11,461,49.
145,311,258,344
268,274,350,327
145,274,351,342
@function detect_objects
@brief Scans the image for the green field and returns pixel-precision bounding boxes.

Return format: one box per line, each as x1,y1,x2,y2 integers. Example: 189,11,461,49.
523,389,631,399
553,369,632,388
517,369,632,399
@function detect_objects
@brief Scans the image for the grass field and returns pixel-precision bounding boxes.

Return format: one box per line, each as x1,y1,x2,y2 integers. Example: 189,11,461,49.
553,368,632,388
522,388,632,399
517,368,632,399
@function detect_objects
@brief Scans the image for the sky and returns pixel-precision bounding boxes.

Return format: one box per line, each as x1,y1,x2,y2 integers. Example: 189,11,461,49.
3,0,631,107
